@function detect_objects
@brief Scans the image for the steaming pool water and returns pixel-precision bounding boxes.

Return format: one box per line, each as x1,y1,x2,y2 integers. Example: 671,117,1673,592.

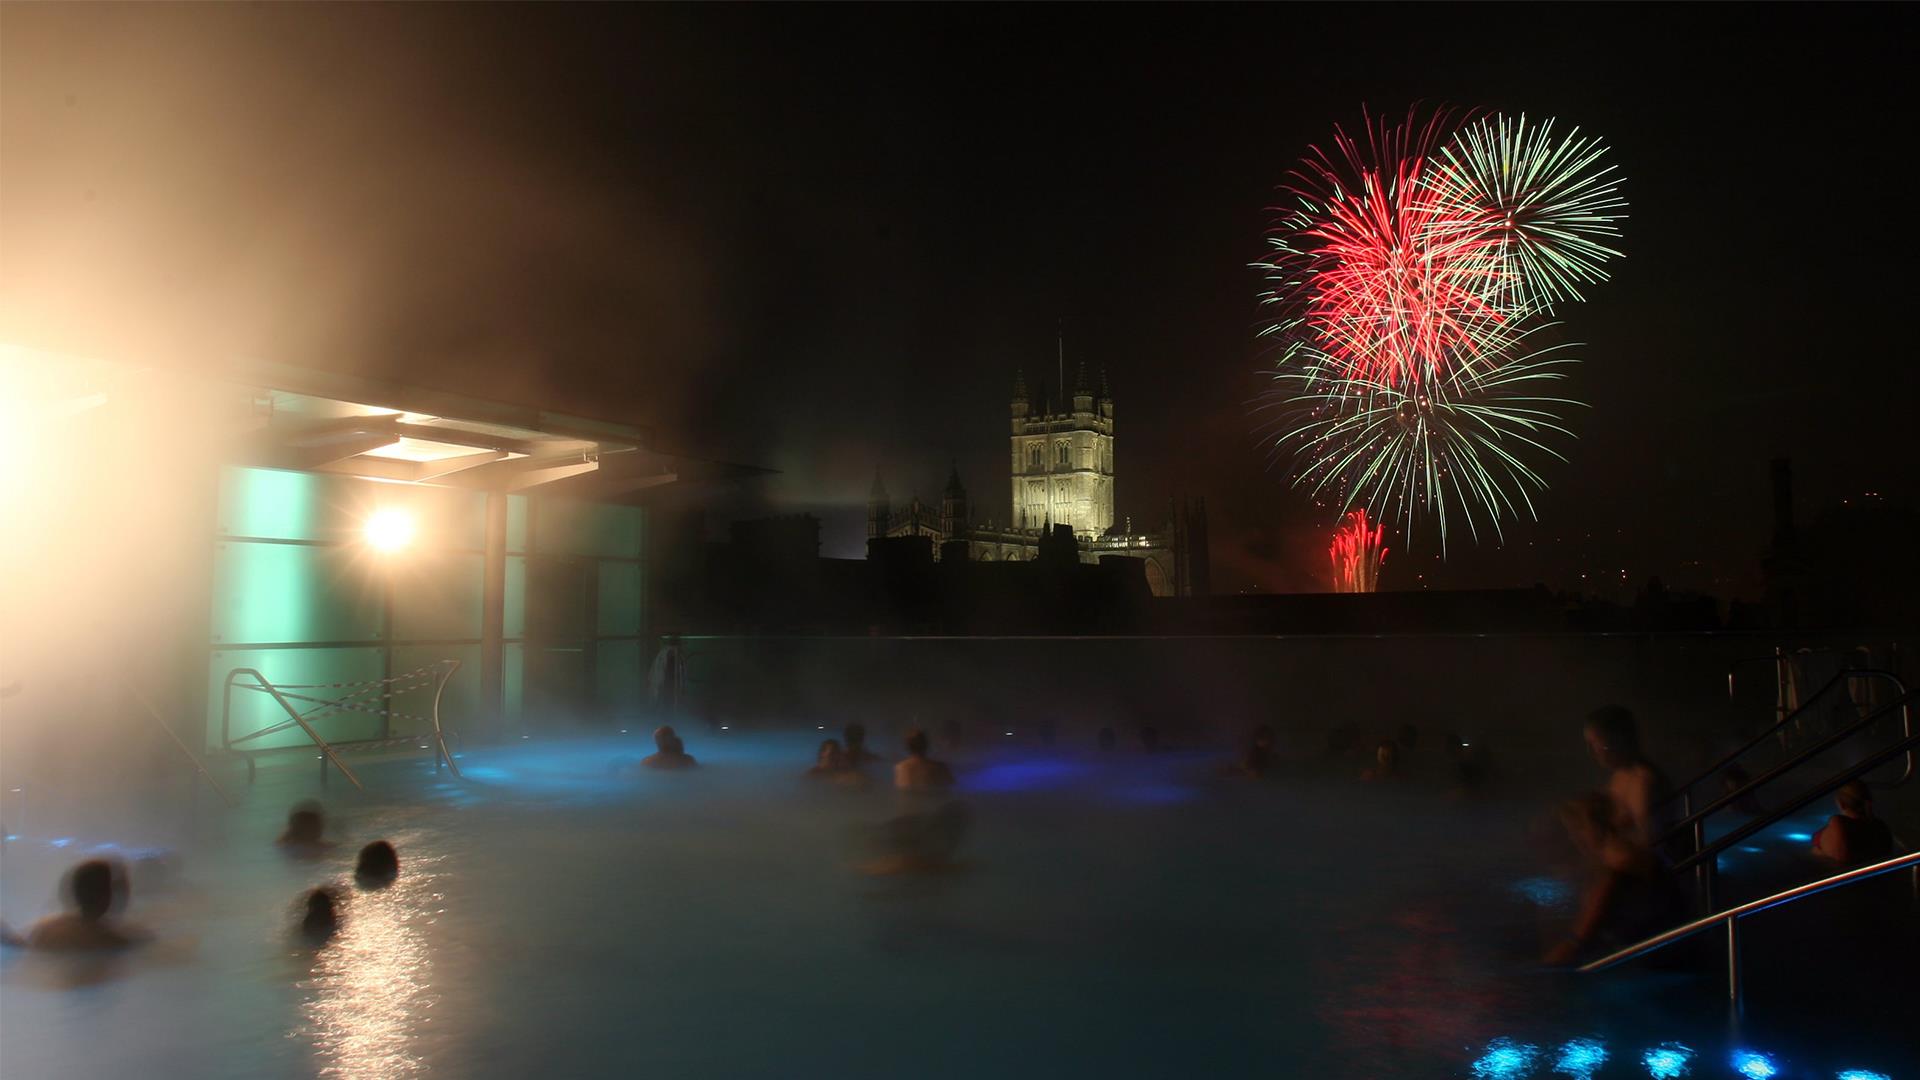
1,732,1912,1079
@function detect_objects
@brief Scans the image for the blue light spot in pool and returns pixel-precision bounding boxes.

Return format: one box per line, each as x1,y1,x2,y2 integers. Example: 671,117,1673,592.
49,837,72,848
1115,783,1196,805
1553,1037,1607,1078
1643,1043,1694,1078
1471,1038,1540,1079
963,760,1089,794
460,765,514,783
1836,1072,1890,1080
1731,1050,1779,1079
1783,832,1813,842
1739,846,1765,854
1511,877,1572,908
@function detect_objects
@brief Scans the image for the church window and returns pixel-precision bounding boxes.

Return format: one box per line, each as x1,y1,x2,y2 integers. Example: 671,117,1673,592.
1028,444,1043,471
1056,441,1069,466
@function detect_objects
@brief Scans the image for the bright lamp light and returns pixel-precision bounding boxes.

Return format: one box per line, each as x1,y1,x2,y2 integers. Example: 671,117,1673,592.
363,508,415,552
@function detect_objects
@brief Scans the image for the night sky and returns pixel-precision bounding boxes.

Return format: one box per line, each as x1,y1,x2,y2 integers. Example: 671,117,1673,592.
3,4,1913,596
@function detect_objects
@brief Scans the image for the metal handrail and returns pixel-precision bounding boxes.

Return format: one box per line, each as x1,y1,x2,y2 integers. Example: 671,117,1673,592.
219,660,464,787
222,668,365,789
1661,687,1920,847
1674,722,1920,875
1664,666,1913,811
1580,849,1920,1009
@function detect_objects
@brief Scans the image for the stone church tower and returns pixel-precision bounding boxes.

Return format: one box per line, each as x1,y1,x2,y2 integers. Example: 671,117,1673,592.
1010,364,1114,538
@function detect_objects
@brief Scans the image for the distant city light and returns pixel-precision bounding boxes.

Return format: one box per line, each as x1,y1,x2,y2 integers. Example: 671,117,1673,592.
363,507,416,551
1642,1043,1694,1078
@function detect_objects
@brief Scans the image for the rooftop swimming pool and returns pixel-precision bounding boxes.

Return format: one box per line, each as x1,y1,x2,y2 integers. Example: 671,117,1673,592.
1,732,1911,1078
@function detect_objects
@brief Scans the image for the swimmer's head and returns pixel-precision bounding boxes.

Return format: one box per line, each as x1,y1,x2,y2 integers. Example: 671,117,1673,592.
355,840,399,886
1584,705,1640,766
905,728,930,758
283,801,325,844
1836,780,1873,817
69,859,118,921
302,888,339,939
654,725,679,754
844,723,867,750
1375,740,1397,767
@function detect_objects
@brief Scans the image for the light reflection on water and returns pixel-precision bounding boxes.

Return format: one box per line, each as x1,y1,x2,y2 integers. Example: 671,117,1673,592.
296,857,443,1079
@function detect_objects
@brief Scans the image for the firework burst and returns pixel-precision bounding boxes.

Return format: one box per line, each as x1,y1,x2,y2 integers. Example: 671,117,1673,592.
1255,107,1625,553
1329,509,1388,593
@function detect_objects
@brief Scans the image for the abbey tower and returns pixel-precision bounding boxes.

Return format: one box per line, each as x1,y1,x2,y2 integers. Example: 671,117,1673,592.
1009,364,1114,538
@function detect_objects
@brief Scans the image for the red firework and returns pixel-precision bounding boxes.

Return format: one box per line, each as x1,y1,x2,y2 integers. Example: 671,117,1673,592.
1272,108,1515,392
1329,509,1388,593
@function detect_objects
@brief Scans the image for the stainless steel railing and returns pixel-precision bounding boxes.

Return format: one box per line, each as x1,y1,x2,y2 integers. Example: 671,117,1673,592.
221,659,464,788
1580,849,1920,1010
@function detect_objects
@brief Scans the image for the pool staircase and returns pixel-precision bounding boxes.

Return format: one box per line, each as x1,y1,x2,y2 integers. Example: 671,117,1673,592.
1580,649,1919,1008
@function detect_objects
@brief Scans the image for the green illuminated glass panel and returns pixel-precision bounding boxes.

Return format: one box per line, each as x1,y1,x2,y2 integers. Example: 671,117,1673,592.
596,640,643,713
504,556,527,639
506,495,529,554
503,643,524,722
535,499,641,558
391,553,484,641
596,561,643,637
211,541,383,645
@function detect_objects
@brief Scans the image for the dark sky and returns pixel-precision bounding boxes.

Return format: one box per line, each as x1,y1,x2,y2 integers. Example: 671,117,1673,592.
3,4,1914,596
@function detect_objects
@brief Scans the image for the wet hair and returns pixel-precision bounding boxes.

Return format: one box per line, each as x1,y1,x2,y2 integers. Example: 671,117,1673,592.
905,728,930,757
653,725,679,753
843,723,868,749
302,889,339,939
1585,705,1640,753
816,738,845,767
282,801,325,844
355,840,399,885
1836,780,1873,815
70,859,116,921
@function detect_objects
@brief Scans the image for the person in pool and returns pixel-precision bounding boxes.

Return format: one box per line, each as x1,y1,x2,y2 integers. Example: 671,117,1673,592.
843,723,882,767
641,725,697,770
809,739,866,786
277,801,334,856
1582,705,1675,853
355,841,400,888
1232,725,1277,778
1812,780,1898,868
1359,740,1399,782
1545,792,1684,966
301,888,341,943
894,728,955,792
2,859,149,952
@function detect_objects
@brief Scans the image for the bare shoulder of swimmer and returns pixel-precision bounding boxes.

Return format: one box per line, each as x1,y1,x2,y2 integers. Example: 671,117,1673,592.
25,913,150,952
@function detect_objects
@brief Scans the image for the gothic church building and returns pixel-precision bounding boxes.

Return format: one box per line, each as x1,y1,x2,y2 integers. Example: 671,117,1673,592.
868,366,1209,597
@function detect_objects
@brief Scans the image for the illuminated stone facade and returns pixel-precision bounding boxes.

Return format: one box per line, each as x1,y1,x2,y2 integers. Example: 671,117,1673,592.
868,369,1208,597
